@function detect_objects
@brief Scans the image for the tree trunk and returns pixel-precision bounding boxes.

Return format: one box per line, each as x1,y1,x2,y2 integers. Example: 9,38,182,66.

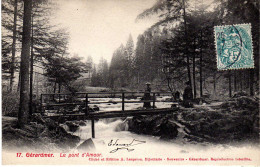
166,77,173,93
249,69,254,96
58,83,61,102
36,72,39,99
137,71,140,88
193,40,196,99
17,70,21,92
53,81,57,101
182,0,192,88
199,31,203,98
213,72,216,94
234,70,237,92
10,0,18,92
240,71,243,91
245,70,248,89
228,71,232,97
18,0,32,127
53,81,57,93
29,15,34,116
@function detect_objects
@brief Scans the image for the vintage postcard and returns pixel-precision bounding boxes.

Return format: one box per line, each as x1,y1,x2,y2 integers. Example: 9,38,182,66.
1,0,259,165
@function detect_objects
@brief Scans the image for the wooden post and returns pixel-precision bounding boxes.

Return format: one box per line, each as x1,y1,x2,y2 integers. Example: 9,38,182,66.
122,93,125,111
91,119,95,138
153,93,156,109
85,93,89,115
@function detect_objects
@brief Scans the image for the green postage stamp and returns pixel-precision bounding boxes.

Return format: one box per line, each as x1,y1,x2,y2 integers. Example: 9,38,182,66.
214,23,254,70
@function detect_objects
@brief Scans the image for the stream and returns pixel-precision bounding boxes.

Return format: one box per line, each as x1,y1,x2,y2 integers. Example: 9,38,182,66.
60,118,259,165
59,96,259,161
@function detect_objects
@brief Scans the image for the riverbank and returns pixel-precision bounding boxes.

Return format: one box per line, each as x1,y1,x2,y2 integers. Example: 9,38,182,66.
127,96,259,144
2,114,80,152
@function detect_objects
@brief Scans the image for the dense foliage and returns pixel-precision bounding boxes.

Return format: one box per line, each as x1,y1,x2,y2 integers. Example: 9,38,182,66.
1,0,90,124
91,0,259,98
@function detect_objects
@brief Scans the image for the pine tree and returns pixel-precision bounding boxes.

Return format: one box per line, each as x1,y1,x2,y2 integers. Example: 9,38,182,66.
18,0,32,127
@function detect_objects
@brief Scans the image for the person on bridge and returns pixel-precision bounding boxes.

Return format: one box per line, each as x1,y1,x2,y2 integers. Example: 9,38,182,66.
183,81,193,108
143,82,152,109
174,91,180,101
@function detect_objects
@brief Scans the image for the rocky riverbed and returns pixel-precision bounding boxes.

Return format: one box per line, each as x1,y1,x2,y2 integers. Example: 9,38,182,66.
127,96,259,144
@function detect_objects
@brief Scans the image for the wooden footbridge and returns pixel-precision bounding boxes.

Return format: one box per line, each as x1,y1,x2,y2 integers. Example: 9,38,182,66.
40,91,179,138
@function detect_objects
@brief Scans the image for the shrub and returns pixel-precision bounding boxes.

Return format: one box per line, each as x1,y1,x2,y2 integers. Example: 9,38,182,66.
2,91,19,117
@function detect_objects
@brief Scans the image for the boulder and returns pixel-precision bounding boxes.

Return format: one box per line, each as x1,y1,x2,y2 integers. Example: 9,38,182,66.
159,119,179,139
114,119,130,131
65,121,79,132
87,105,100,112
128,114,179,139
78,120,86,126
93,105,100,111
58,130,80,148
77,138,96,151
45,118,59,131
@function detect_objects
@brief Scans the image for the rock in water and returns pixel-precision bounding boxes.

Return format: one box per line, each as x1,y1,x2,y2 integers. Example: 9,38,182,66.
128,115,179,139
65,121,79,132
88,105,100,112
114,120,129,132
78,120,86,126
77,138,96,151
93,105,100,111
159,119,179,139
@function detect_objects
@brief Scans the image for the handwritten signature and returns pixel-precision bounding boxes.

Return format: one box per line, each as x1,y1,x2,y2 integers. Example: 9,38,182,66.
108,139,146,153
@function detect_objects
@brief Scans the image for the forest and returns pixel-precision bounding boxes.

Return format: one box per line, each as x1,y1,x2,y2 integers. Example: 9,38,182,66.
1,0,260,159
90,0,259,99
2,0,259,127
2,0,90,125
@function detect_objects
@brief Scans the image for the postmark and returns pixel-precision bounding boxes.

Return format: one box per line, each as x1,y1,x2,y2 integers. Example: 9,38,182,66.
214,23,254,70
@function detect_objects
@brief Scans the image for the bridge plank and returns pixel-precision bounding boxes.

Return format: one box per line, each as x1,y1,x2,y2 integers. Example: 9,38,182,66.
43,100,177,106
45,107,178,120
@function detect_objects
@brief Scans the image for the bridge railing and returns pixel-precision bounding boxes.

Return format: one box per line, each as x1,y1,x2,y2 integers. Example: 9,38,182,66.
40,91,176,116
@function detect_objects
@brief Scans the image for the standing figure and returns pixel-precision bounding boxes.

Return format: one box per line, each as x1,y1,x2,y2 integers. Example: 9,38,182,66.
183,81,193,108
143,82,151,109
174,91,180,101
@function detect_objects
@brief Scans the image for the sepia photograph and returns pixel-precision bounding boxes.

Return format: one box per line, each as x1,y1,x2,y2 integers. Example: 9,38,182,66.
1,0,259,165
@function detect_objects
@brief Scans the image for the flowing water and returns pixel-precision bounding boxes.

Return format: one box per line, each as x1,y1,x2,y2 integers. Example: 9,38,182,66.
60,96,260,163
62,119,259,162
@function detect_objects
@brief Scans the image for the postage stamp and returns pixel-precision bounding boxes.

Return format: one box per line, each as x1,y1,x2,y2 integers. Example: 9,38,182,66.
214,23,254,70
